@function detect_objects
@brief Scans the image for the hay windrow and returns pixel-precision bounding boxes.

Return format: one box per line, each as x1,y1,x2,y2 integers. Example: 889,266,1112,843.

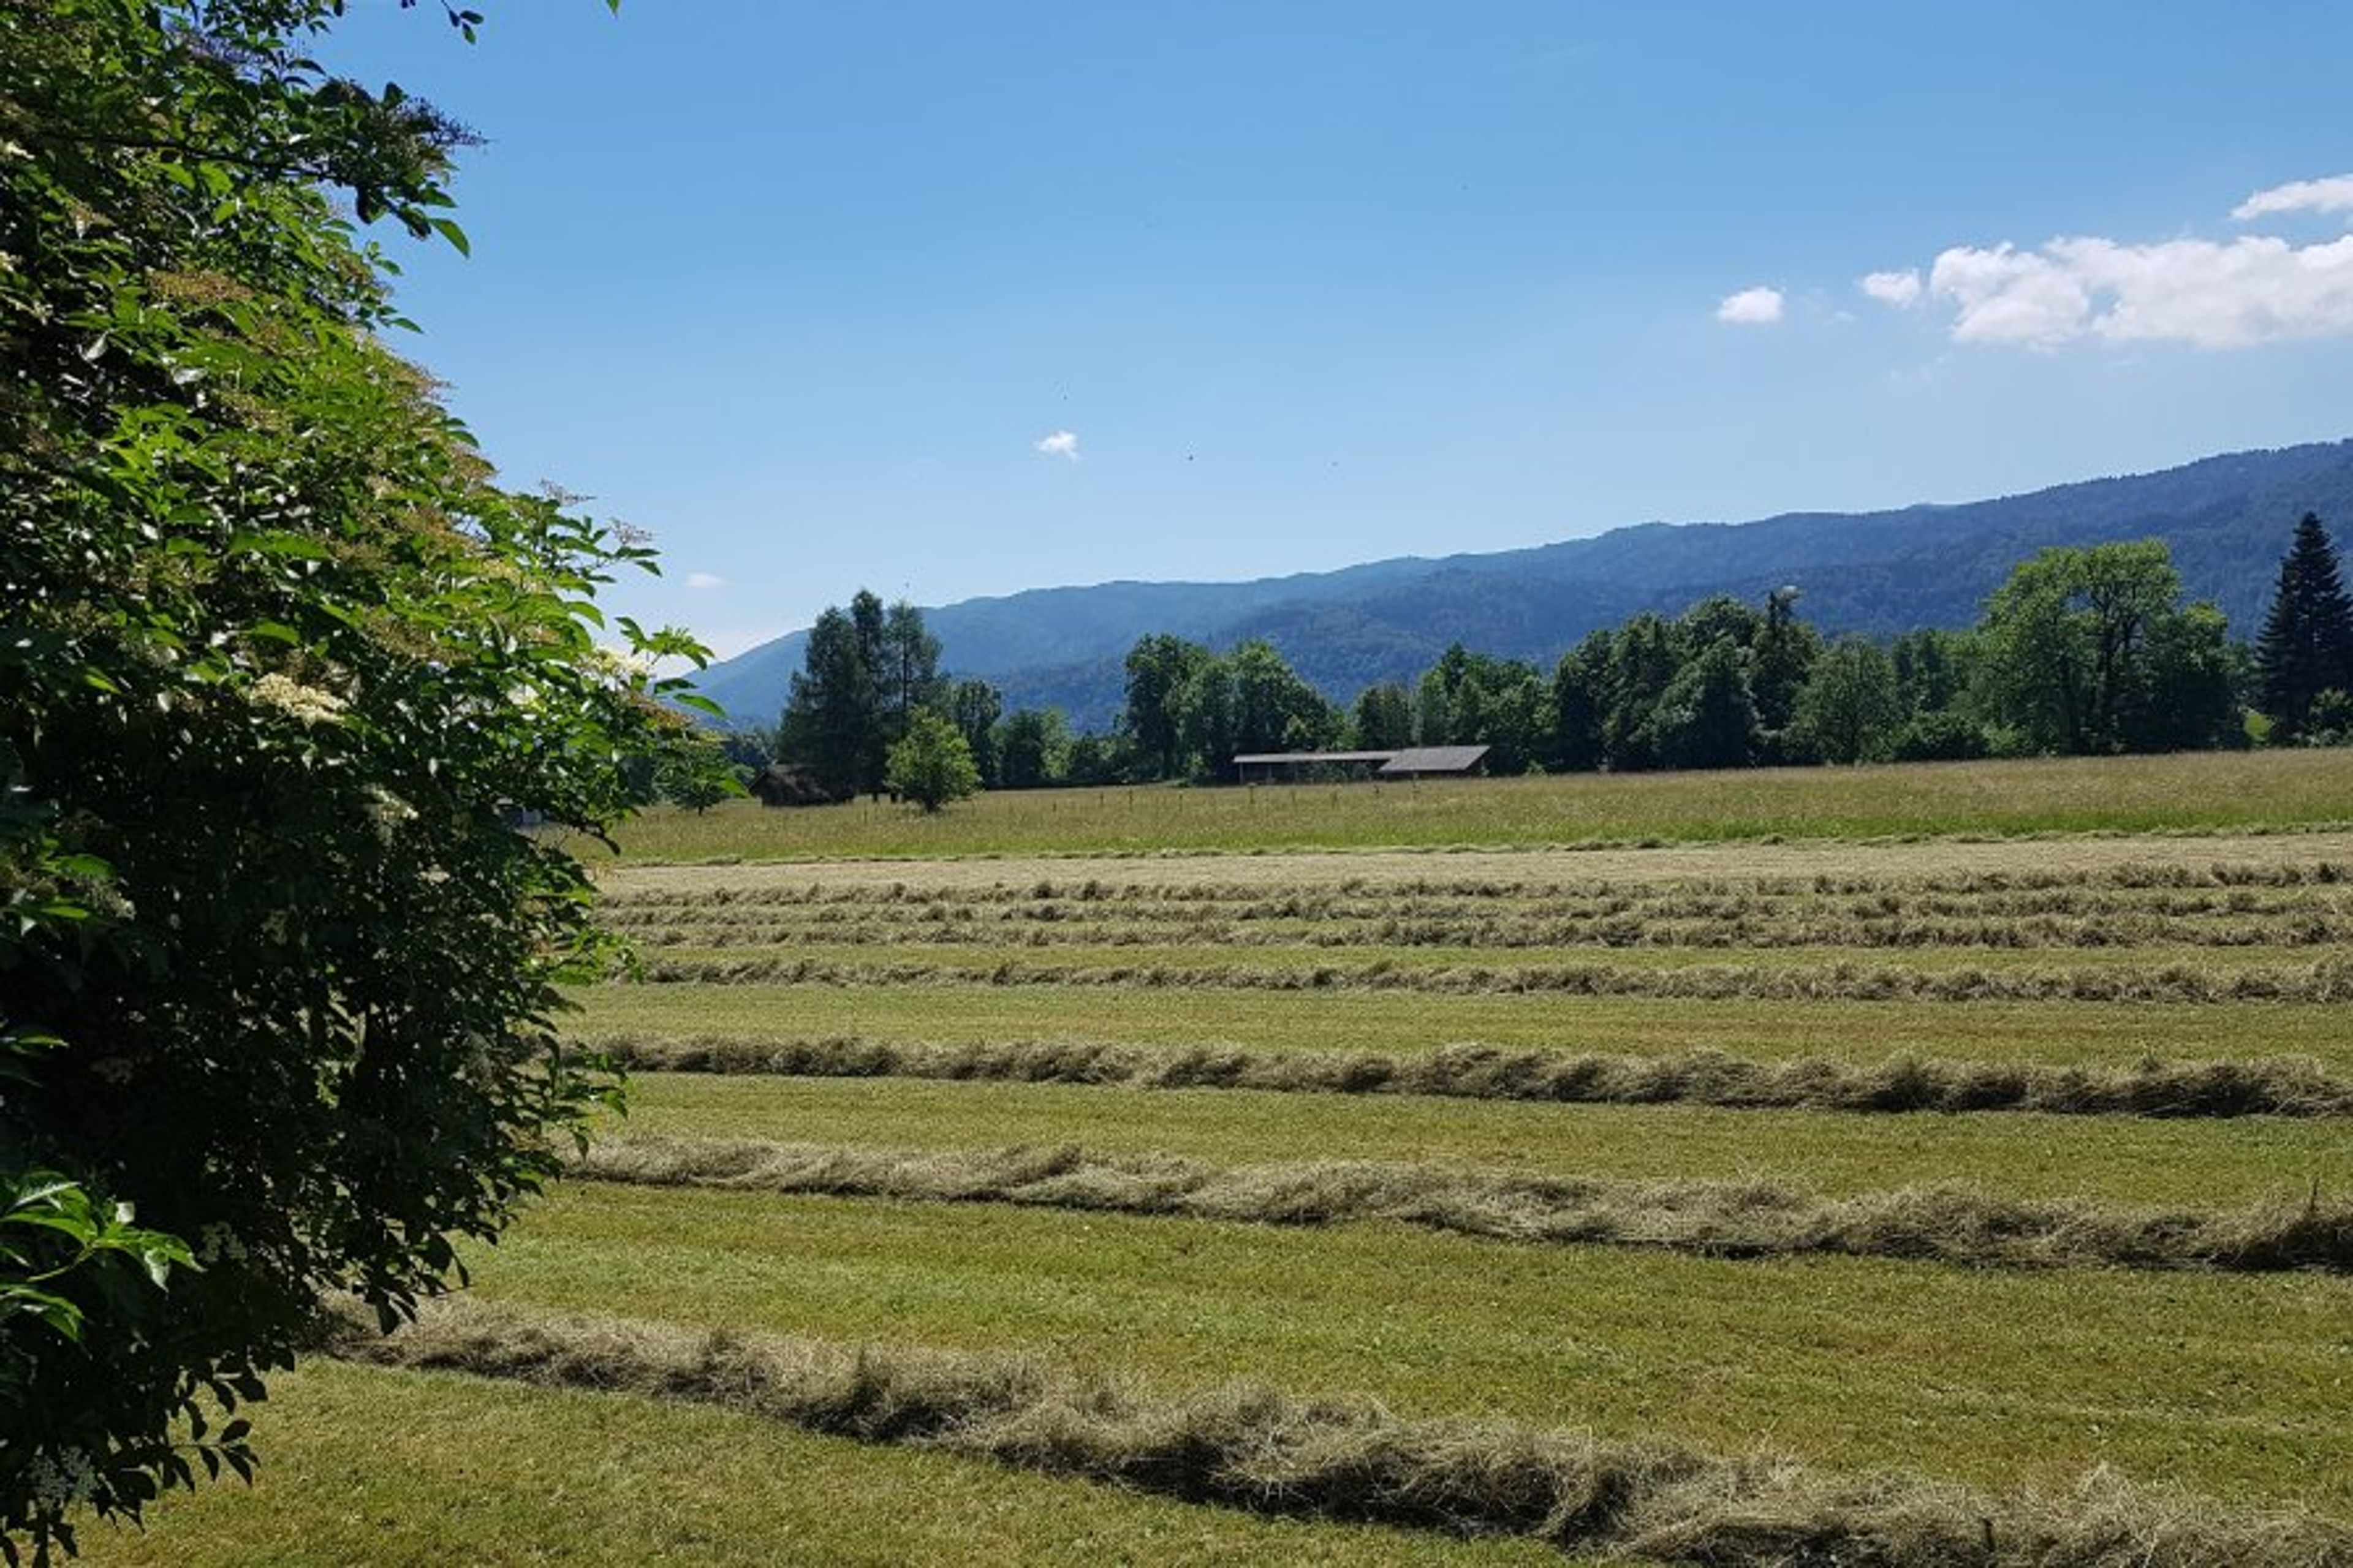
628,953,2353,1004
333,1296,2353,1567
597,860,2353,953
574,1135,2353,1274
597,857,2353,912
591,1034,2353,1120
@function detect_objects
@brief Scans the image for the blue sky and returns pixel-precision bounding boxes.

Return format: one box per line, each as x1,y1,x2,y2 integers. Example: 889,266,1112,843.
322,2,2353,658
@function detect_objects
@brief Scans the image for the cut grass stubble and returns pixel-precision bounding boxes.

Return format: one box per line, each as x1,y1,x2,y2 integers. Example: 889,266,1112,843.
567,983,2353,1072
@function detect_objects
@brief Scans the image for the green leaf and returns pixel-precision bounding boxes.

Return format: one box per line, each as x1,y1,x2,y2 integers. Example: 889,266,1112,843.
227,531,333,561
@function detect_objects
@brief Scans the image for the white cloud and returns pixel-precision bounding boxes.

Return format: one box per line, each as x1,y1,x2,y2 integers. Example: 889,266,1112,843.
1848,180,2353,350
685,571,727,591
2232,174,2353,222
1715,286,1784,325
1926,233,2353,349
1859,268,1923,308
1034,429,1082,461
1928,244,2093,347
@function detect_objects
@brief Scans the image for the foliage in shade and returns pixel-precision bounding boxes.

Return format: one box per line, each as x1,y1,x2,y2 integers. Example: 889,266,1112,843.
0,0,702,1555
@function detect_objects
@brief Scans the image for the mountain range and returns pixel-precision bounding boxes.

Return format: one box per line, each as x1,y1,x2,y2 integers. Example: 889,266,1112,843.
693,439,2353,733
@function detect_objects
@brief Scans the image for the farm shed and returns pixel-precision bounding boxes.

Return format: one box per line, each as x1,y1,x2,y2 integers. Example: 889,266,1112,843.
749,762,843,807
1231,746,1491,783
1379,746,1491,779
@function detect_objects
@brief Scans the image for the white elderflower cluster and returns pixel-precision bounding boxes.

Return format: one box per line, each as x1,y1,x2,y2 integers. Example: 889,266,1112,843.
250,672,347,724
23,1447,99,1508
195,1223,249,1265
365,785,419,835
584,645,653,682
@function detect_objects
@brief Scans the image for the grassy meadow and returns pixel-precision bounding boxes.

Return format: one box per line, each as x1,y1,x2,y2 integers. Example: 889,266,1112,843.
84,753,2353,1566
601,749,2353,861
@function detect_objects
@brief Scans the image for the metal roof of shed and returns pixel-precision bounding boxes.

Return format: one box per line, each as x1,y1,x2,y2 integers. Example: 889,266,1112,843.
1377,746,1491,775
1231,750,1400,766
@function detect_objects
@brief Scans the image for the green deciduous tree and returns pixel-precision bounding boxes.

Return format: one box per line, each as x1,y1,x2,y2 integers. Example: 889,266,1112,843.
1974,541,2188,754
1059,731,1126,787
2254,513,2353,742
1645,637,1759,770
1602,613,1679,771
1791,637,1903,765
1890,629,1971,719
1414,645,1544,773
2131,602,2243,752
995,708,1070,790
1750,587,1820,759
1172,659,1237,779
947,678,1004,787
884,710,981,812
1120,634,1212,781
1546,631,1612,773
1349,682,1414,751
1231,640,1339,757
2,0,708,1554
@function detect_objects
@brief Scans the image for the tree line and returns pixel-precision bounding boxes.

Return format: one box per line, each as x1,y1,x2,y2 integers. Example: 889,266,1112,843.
743,589,1113,805
756,518,2353,800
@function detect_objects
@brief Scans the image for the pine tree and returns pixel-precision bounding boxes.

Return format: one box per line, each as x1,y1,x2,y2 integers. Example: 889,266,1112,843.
2256,513,2353,740
778,606,877,799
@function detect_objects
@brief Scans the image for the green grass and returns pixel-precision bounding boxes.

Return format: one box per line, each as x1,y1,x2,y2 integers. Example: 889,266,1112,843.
73,1362,1558,1568
456,1182,2353,1514
610,1071,2353,1208
568,983,2353,1072
603,751,2353,862
94,765,2353,1561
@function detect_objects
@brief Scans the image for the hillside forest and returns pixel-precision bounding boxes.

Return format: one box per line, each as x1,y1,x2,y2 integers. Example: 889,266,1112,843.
726,519,2353,802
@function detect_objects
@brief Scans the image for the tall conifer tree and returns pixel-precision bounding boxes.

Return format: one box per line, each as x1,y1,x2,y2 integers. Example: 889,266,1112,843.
778,607,877,799
2256,513,2353,739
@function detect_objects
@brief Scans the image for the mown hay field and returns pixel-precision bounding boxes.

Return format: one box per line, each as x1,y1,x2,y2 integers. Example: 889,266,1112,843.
85,755,2353,1566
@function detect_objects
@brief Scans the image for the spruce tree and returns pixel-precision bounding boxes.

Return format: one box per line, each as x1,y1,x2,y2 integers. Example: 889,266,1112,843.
2256,513,2353,740
778,606,879,799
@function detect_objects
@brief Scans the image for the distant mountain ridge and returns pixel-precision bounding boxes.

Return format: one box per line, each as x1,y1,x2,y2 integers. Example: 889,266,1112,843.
694,440,2353,732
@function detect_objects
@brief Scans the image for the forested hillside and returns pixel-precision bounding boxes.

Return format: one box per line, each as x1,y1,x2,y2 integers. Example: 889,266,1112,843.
697,440,2353,731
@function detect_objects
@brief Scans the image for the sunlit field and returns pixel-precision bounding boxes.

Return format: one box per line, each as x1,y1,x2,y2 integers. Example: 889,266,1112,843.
603,749,2353,862
88,751,2353,1566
